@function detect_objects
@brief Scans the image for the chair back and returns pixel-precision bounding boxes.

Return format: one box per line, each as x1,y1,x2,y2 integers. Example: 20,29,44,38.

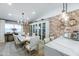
30,36,39,50
44,38,50,44
13,34,20,44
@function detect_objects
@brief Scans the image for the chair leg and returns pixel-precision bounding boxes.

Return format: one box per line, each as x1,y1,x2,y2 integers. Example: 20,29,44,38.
24,48,31,56
28,51,31,56
27,50,32,56
14,43,20,48
24,49,29,56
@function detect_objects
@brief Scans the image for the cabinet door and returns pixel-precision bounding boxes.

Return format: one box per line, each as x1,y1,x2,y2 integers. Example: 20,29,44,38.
42,23,46,40
30,25,32,36
35,24,37,35
33,25,35,33
39,23,41,39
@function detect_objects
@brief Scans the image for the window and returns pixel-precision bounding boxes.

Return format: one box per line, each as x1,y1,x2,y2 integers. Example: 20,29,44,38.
5,23,22,33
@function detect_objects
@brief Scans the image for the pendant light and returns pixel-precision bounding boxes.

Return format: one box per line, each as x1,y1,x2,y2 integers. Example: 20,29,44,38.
61,3,69,22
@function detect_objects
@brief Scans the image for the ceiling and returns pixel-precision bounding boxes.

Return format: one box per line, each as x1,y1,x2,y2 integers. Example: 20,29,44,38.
0,3,79,22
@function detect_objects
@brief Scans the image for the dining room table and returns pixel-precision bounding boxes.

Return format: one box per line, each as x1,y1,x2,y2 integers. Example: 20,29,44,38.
16,35,31,46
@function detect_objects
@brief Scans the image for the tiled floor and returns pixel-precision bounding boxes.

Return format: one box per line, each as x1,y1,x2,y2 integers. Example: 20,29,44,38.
0,42,26,56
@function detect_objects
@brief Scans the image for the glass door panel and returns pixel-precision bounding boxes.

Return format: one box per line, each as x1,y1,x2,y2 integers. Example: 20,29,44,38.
33,25,35,33
42,23,46,40
39,24,41,39
30,25,32,36
35,24,37,35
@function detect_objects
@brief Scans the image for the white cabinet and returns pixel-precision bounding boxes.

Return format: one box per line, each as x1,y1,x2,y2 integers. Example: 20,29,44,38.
0,20,5,43
30,20,49,40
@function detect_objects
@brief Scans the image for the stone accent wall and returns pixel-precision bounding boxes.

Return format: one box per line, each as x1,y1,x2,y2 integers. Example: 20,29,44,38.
49,9,79,39
49,15,65,38
64,10,79,33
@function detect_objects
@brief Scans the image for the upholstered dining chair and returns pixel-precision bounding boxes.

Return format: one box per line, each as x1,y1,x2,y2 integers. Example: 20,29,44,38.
13,34,21,47
24,36,40,55
32,33,36,36
44,38,50,44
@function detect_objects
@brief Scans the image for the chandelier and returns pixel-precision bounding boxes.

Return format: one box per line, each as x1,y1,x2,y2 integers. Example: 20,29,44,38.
17,10,25,25
18,11,29,25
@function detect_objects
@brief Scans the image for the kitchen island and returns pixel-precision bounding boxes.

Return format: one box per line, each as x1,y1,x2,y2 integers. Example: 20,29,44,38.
44,36,79,56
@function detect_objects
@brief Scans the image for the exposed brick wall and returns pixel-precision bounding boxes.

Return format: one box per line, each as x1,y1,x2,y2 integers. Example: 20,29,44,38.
49,9,79,39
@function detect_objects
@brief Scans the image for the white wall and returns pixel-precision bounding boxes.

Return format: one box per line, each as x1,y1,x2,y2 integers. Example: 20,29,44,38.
0,20,5,43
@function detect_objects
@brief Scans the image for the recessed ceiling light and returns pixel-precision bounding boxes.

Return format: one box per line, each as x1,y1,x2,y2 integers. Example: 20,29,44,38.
8,13,12,16
26,17,29,20
32,11,36,15
8,3,12,6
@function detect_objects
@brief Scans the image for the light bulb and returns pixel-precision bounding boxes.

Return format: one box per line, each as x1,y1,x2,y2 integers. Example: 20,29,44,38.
8,13,12,16
61,12,69,21
8,3,12,6
32,11,36,15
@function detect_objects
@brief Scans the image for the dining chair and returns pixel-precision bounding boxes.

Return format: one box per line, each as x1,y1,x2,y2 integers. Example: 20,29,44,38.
44,38,50,44
24,36,40,55
13,34,21,47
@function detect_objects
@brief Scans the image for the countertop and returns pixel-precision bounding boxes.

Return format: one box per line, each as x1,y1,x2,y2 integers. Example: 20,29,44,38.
45,36,79,56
